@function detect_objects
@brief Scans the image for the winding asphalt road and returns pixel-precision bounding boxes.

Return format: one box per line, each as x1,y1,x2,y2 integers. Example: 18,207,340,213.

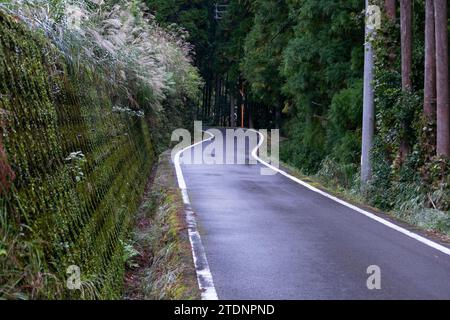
179,129,450,300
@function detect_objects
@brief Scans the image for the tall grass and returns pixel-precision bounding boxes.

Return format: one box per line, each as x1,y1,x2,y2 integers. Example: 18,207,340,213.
0,0,202,110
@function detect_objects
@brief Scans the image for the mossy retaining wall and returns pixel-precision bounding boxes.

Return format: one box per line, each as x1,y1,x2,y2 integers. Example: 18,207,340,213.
0,11,159,299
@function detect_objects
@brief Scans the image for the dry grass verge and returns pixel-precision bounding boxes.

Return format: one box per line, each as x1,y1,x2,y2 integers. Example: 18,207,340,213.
123,151,200,300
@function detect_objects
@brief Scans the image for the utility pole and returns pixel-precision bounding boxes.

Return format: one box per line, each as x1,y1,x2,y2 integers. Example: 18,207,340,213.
361,1,376,186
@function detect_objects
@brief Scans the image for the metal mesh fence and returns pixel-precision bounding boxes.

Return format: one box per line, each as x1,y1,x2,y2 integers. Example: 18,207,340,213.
0,11,155,299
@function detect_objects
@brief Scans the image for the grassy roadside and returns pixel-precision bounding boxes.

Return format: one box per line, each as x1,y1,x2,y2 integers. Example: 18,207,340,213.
123,151,200,300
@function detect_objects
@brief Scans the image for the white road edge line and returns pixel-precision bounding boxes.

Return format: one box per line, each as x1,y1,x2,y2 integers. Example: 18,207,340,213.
249,129,450,257
173,130,219,300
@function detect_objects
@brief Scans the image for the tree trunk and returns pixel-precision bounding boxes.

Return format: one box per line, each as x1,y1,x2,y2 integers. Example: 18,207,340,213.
435,0,450,157
275,100,281,129
240,81,245,128
201,85,206,120
230,94,235,127
385,0,396,21
400,0,412,90
385,0,397,67
424,0,436,124
206,80,211,118
361,0,376,185
399,0,412,161
208,79,213,118
214,77,221,125
248,101,254,129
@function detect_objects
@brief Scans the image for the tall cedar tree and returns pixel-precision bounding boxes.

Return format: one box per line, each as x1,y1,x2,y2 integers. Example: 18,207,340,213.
424,0,436,127
435,0,450,157
399,0,412,160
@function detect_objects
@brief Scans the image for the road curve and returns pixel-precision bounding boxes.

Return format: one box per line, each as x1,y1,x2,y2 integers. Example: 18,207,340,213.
179,128,450,300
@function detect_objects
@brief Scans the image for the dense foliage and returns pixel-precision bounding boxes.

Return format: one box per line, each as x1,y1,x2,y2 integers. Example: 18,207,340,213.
280,0,364,174
367,0,450,231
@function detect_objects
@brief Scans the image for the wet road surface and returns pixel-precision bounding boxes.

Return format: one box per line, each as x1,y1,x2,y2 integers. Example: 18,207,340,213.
180,129,450,300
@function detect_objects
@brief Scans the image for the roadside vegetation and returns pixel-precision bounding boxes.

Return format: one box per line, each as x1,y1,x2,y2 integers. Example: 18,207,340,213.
124,151,200,300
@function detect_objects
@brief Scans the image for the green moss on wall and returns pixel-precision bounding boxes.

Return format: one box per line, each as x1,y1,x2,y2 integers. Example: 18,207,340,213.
0,11,157,299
